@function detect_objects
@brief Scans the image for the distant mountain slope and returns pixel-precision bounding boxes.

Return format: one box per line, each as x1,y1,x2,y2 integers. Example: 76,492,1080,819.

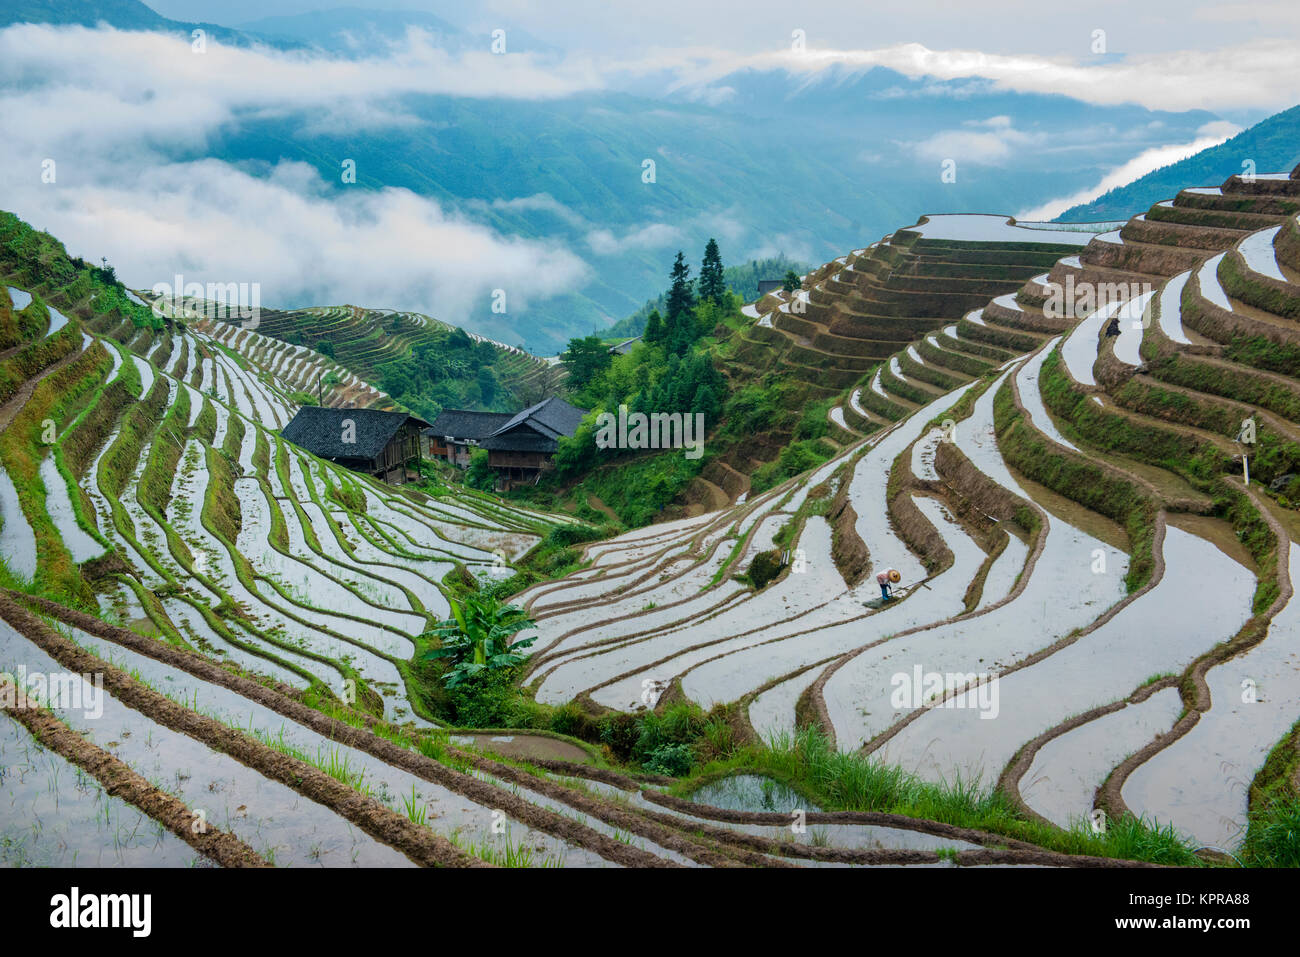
234,7,468,53
0,0,169,29
0,0,294,46
1,2,1249,354
234,6,561,56
214,84,1216,352
1055,104,1300,222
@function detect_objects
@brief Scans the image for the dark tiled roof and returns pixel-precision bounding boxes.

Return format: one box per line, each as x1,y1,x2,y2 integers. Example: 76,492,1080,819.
479,397,588,454
491,397,588,440
610,336,641,355
282,407,428,460
426,409,515,442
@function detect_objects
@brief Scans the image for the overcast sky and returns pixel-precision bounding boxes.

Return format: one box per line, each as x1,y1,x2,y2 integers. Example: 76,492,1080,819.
136,0,1300,119
7,2,1297,329
149,0,1300,59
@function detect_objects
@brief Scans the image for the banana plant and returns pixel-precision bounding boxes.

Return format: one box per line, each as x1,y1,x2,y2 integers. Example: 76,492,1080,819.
423,593,537,689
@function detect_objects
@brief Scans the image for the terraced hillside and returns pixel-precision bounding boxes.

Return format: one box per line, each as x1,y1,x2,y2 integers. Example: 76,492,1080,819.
5,596,1143,868
728,216,1111,401
0,259,579,722
518,166,1300,860
202,300,567,414
1,211,1159,869
8,163,1300,866
701,216,1120,495
135,293,389,411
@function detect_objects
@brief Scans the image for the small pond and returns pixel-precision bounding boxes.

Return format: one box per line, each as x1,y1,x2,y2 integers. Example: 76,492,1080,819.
688,774,820,813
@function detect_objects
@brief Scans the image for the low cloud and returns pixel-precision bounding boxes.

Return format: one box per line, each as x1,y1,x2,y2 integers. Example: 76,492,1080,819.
1198,119,1245,139
30,158,591,321
0,23,595,327
467,193,591,229
0,22,603,120
1,17,1289,332
742,234,816,265
967,115,1013,129
654,39,1300,113
1016,132,1237,220
586,223,682,256
913,120,1037,165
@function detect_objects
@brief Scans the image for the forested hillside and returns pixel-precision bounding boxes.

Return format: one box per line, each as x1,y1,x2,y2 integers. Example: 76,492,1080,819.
1057,106,1300,222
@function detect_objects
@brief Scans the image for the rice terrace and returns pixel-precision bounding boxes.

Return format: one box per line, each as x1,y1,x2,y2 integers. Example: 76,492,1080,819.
0,0,1298,936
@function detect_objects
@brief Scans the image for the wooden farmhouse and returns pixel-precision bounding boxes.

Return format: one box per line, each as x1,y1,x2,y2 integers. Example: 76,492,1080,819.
281,407,430,485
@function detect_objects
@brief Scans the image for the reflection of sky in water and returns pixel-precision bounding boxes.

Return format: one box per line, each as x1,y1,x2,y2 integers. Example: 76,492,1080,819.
0,712,201,867
689,774,820,813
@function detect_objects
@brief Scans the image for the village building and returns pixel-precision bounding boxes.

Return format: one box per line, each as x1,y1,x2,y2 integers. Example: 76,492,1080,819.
422,409,515,467
425,396,588,488
281,407,429,485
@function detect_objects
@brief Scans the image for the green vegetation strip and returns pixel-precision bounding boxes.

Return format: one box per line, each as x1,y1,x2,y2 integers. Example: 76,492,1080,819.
994,370,1158,591
678,728,1198,866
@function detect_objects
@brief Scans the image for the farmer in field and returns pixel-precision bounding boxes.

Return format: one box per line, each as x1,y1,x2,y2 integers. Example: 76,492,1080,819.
876,568,900,602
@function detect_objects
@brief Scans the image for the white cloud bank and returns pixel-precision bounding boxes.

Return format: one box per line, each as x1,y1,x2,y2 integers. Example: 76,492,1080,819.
0,18,1292,325
653,39,1300,113
586,223,683,256
1016,123,1241,220
0,23,596,323
913,116,1043,165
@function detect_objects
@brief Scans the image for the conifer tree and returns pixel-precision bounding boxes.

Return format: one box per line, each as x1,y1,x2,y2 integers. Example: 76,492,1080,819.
643,309,665,345
665,251,695,330
699,238,725,304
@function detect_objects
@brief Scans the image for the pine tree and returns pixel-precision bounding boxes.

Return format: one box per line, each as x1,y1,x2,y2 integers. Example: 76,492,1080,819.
643,309,665,345
699,238,725,304
665,251,695,328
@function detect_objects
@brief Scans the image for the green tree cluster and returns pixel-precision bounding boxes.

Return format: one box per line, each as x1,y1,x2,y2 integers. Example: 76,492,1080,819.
605,252,808,340
560,335,612,392
552,244,731,481
377,327,504,420
544,242,738,523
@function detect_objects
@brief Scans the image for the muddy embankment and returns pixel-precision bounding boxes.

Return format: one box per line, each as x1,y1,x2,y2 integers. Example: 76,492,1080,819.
1,596,487,868
7,591,667,869
529,760,1162,868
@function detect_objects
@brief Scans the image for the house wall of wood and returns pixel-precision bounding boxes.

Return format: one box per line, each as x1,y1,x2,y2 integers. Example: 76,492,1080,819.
487,450,550,470
368,423,423,483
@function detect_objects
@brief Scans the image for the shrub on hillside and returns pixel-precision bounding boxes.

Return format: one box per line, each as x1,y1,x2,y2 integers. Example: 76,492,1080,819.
543,523,605,548
535,545,580,578
548,701,599,740
747,549,783,589
750,439,832,493
643,743,695,776
465,448,496,491
796,400,832,441
447,669,531,727
327,481,366,513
